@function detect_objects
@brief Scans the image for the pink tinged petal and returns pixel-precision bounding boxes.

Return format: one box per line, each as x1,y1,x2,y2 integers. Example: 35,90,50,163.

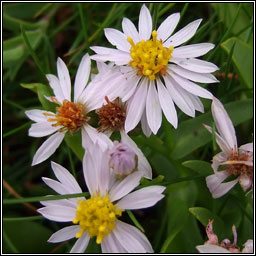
122,17,140,43
242,239,253,253
169,65,218,84
46,74,65,103
117,185,165,210
40,198,77,208
239,174,252,192
109,171,143,202
206,170,230,193
169,70,213,99
104,28,131,52
146,81,162,134
32,132,65,166
121,72,141,102
25,109,55,123
211,152,228,173
203,124,231,154
101,232,127,253
157,13,180,42
171,58,219,73
37,205,76,222
139,4,152,40
165,19,202,47
51,161,82,194
42,177,73,195
141,109,152,137
70,232,90,253
57,57,71,101
48,225,80,243
92,53,131,65
239,143,253,152
196,245,231,253
28,122,60,137
121,131,152,179
90,46,122,55
113,220,153,253
125,78,148,133
157,79,178,128
164,75,195,117
74,53,91,102
212,97,237,150
187,93,204,113
172,43,215,58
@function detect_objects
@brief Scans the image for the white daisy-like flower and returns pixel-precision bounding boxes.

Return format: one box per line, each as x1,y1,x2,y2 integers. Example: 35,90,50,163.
203,97,253,198
90,4,218,136
38,145,165,253
196,220,253,253
25,54,113,166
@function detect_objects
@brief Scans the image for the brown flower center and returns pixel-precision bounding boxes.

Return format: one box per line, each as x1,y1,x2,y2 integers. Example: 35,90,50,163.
44,97,88,134
96,97,126,133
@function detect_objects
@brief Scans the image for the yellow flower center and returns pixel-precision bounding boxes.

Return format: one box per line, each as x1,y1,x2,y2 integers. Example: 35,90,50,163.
73,195,123,244
127,30,174,80
44,97,89,134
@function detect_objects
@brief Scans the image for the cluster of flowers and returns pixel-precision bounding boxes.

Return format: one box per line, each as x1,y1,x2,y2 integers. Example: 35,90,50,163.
25,5,253,253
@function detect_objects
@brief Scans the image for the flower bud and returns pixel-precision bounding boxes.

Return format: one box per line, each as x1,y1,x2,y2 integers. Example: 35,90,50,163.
109,141,138,179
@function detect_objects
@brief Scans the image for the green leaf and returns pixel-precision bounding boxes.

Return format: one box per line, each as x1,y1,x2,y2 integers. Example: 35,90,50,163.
182,160,213,176
189,207,224,235
171,99,253,159
221,37,253,89
3,221,55,253
64,132,84,161
20,83,56,112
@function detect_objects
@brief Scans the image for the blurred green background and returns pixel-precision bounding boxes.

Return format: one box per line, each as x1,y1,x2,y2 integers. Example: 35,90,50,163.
3,2,253,253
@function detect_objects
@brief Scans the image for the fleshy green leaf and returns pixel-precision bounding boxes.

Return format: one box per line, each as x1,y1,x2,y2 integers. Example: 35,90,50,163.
221,37,253,89
182,160,213,176
64,132,84,161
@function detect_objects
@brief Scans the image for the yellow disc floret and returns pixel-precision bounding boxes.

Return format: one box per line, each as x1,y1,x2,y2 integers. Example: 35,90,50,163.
73,195,123,244
127,30,174,80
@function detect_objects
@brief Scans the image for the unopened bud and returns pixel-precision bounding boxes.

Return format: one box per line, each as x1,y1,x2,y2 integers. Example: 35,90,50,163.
109,142,138,179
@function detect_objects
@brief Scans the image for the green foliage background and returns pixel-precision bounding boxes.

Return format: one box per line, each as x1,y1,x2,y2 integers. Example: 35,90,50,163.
3,2,253,253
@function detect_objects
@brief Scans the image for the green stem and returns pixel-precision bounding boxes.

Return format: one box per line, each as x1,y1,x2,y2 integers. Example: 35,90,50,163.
3,228,19,253
127,210,144,232
3,97,25,110
3,216,43,222
66,142,77,179
3,121,32,139
78,3,88,47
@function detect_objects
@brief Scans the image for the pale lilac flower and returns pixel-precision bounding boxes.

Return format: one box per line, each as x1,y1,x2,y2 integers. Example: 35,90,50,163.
38,145,165,253
25,54,112,166
91,4,218,136
196,220,253,253
204,97,253,198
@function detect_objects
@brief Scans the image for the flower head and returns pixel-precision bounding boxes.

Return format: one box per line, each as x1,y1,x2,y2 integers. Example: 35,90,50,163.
25,54,112,165
91,4,218,136
204,97,253,198
196,220,253,253
38,144,165,253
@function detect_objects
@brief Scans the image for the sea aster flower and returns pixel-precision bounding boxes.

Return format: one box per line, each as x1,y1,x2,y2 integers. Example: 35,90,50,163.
196,220,253,253
91,4,218,135
203,97,253,198
25,54,113,166
38,145,165,253
96,96,152,179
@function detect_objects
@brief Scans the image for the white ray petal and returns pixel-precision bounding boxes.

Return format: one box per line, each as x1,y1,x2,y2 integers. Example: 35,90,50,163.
239,143,253,152
101,232,127,253
125,78,148,133
141,109,152,137
74,54,91,102
157,12,180,42
57,57,71,101
25,109,55,123
70,232,90,253
146,81,162,135
165,19,202,47
211,97,237,150
196,245,231,253
28,122,60,137
171,58,219,73
48,225,80,243
172,43,215,58
117,186,165,210
210,179,238,198
32,132,65,166
37,205,76,222
169,64,218,84
187,93,204,113
104,28,131,52
139,4,152,40
122,17,140,43
206,170,230,193
46,74,65,103
157,79,178,128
